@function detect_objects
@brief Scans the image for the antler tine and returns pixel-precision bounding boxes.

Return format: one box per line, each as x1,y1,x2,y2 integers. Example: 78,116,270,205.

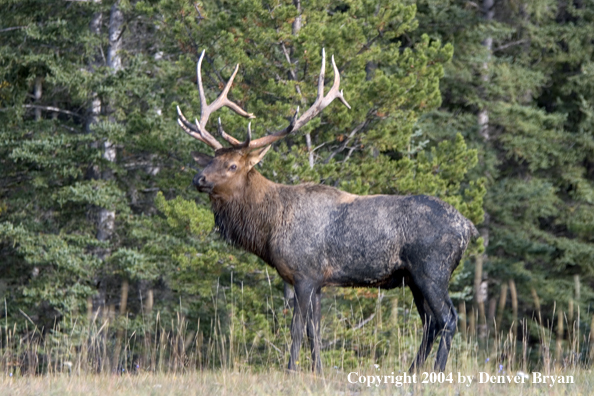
219,116,253,149
196,50,208,122
199,64,256,127
177,50,255,151
245,122,252,147
245,121,252,146
317,48,326,101
292,49,351,131
245,48,351,149
329,54,351,109
196,50,255,129
177,105,223,150
218,117,242,146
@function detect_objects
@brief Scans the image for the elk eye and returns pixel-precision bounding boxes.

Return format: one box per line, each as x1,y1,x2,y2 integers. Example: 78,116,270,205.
229,164,237,171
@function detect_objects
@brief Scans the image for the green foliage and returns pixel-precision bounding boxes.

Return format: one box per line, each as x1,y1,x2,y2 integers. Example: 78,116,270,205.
0,0,485,371
412,0,594,338
154,192,214,238
0,222,99,314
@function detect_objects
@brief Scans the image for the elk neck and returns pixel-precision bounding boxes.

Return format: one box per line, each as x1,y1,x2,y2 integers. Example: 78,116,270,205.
209,170,281,262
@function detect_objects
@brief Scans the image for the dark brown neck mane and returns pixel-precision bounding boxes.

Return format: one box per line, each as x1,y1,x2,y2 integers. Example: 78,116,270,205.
209,171,281,262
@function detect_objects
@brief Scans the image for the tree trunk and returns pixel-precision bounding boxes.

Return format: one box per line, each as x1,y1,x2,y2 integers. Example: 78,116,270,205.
474,255,487,344
87,0,103,133
459,301,467,341
290,0,315,170
107,3,123,72
97,1,123,252
509,279,518,339
113,278,129,371
141,285,154,370
488,297,497,331
589,313,594,364
556,306,564,366
469,307,476,339
280,0,305,306
574,274,581,301
474,0,493,348
34,78,42,121
496,282,508,331
87,0,106,315
530,287,541,319
479,0,493,140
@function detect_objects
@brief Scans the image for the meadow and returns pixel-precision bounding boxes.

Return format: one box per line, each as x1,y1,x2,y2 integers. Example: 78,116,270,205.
3,0,594,394
0,368,590,396
1,288,591,395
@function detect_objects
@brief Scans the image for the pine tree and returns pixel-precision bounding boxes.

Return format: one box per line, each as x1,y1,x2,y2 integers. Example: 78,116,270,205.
413,0,594,351
151,0,484,363
0,0,484,370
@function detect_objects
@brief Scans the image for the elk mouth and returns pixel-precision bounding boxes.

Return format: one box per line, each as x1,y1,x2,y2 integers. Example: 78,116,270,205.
196,185,213,193
194,180,214,193
193,174,214,193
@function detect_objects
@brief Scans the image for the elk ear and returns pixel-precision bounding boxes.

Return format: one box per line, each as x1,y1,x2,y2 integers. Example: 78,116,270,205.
247,145,271,169
191,151,213,167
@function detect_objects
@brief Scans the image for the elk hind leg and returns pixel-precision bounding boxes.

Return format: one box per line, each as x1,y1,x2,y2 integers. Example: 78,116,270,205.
432,296,457,372
415,278,457,372
409,282,438,372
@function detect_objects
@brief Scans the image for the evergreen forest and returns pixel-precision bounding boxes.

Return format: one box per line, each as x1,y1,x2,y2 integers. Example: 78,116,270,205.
1,0,593,376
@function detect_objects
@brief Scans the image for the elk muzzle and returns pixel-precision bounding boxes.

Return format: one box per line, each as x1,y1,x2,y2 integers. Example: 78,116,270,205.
193,172,213,193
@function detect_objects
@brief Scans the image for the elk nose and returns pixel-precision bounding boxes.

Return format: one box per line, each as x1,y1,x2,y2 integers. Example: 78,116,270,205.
193,174,206,187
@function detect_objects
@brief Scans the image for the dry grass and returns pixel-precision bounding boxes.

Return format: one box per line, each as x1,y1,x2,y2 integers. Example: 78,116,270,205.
2,285,593,395
0,367,591,396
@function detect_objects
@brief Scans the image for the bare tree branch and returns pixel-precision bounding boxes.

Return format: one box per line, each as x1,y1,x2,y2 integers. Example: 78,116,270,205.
493,39,528,52
0,26,26,33
23,104,82,118
342,144,358,163
324,119,368,163
193,3,204,21
353,312,376,330
263,337,282,354
321,313,376,349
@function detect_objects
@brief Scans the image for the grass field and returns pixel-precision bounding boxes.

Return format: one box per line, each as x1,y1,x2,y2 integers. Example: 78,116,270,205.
2,288,593,395
0,367,590,396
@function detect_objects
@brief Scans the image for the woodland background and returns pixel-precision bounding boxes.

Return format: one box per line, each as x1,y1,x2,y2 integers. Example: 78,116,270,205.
0,0,593,374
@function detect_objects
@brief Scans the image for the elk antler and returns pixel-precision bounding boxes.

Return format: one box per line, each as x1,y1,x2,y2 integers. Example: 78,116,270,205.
177,50,255,150
223,48,351,149
218,117,251,148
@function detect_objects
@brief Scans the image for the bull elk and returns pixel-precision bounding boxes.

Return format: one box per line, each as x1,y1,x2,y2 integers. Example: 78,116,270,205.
176,49,478,372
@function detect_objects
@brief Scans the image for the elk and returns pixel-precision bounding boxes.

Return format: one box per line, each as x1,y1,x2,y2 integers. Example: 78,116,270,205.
176,49,478,373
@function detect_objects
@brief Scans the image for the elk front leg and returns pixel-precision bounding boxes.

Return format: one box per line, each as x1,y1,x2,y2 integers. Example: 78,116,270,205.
284,282,295,309
288,280,318,372
306,287,322,373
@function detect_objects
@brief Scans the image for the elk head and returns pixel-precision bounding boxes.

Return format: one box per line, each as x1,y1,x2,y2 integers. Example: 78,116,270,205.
177,49,350,199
